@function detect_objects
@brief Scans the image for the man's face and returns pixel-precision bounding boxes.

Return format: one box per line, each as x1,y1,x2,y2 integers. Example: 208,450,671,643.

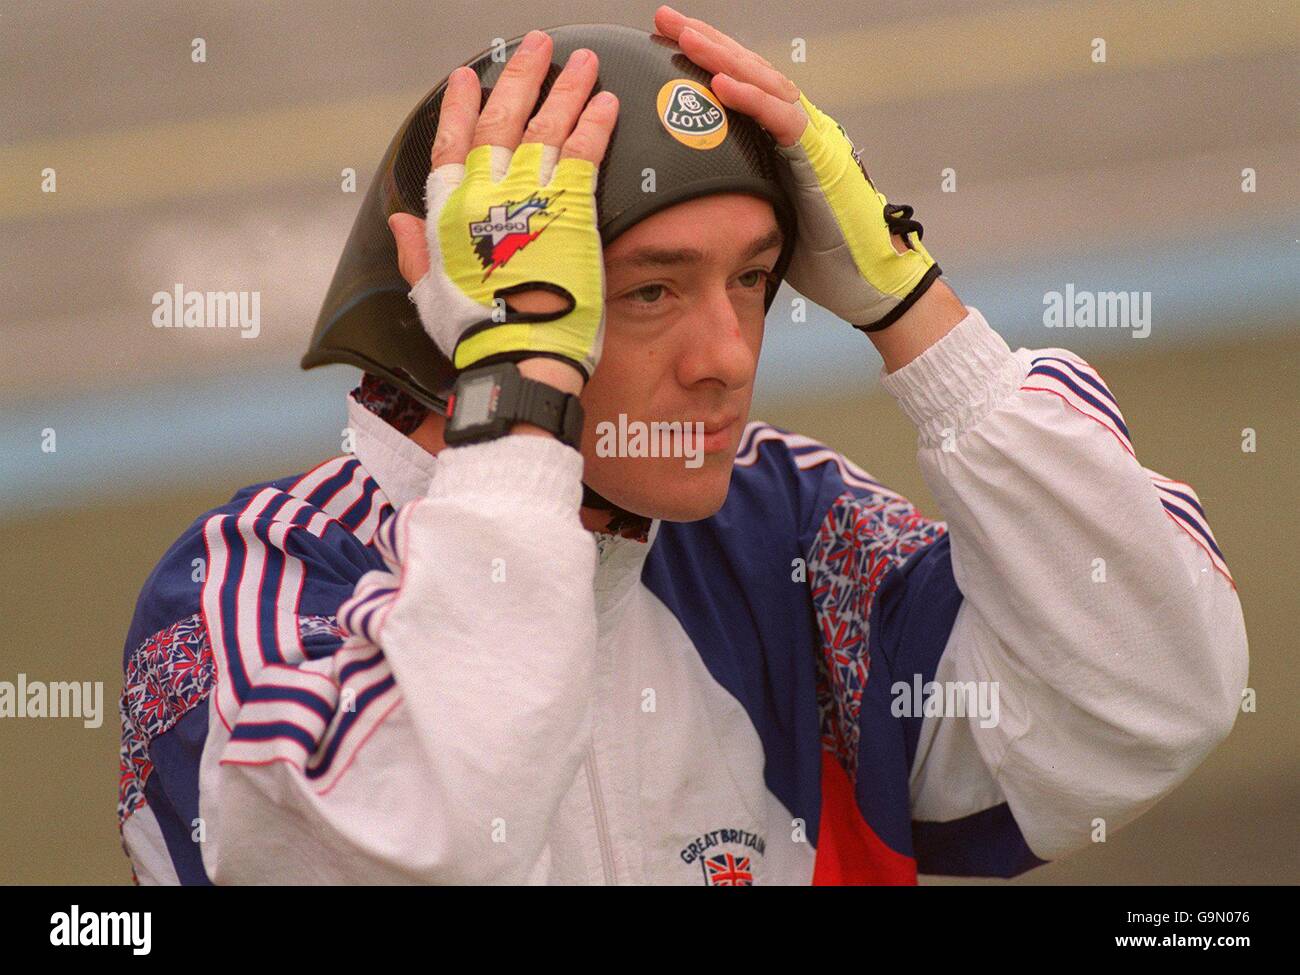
578,192,783,522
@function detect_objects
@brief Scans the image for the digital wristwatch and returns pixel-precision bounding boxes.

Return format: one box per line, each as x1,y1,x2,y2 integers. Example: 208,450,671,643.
442,361,584,450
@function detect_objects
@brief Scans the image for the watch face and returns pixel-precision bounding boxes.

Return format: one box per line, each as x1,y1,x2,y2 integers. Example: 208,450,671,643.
451,374,497,429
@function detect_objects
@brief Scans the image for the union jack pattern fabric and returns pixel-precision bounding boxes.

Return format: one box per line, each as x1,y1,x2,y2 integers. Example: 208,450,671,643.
352,374,431,436
118,612,346,828
704,852,754,886
807,491,947,778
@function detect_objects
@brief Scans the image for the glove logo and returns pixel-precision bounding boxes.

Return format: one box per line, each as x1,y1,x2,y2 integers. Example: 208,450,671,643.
656,79,728,149
468,192,567,280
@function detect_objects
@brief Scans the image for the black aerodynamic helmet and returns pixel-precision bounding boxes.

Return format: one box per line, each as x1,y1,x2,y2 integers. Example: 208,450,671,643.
302,22,798,414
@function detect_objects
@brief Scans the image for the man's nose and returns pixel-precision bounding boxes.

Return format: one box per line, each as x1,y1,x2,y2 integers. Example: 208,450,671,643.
673,284,761,392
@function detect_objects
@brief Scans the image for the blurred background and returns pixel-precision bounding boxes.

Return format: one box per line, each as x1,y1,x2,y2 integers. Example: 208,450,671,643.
1,0,1296,884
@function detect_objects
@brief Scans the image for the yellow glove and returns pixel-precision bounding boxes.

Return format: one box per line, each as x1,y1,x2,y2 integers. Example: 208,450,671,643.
410,140,605,377
775,93,941,331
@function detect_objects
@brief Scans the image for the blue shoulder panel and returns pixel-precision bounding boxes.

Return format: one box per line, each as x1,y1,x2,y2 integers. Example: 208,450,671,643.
119,461,389,884
643,426,828,843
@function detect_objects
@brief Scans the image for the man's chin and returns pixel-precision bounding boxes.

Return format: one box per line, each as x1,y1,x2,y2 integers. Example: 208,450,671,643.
588,465,734,524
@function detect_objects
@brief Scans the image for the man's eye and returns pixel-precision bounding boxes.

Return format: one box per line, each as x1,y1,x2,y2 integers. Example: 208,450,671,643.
627,284,667,304
738,269,769,289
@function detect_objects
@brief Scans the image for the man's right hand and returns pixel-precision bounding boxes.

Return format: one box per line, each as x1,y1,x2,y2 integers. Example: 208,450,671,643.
388,30,619,392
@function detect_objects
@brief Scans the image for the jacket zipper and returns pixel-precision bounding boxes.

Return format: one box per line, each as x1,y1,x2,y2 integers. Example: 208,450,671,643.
585,742,617,885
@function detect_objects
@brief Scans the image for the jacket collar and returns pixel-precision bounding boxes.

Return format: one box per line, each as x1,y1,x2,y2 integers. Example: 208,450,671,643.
347,390,439,510
347,390,657,625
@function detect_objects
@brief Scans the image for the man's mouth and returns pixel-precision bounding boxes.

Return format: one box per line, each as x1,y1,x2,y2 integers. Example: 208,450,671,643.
696,414,740,453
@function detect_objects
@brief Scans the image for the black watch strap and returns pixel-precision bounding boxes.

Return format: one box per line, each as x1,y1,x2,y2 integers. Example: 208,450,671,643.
444,362,584,450
513,376,584,448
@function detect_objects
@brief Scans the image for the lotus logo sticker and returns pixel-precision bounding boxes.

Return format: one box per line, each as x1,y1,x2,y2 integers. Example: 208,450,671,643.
656,79,728,149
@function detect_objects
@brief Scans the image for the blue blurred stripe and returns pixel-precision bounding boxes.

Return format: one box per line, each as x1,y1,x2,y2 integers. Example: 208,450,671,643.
2,221,1296,517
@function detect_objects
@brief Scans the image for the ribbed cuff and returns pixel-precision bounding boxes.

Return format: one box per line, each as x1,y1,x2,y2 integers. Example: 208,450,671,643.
427,434,584,515
878,307,1027,448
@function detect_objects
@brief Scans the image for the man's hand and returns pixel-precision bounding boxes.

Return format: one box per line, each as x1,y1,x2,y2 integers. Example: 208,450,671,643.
388,30,619,395
653,5,966,371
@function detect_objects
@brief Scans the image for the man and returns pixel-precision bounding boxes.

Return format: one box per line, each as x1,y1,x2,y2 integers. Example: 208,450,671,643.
119,11,1247,885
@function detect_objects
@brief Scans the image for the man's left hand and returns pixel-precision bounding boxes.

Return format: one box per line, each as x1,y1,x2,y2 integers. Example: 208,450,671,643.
653,5,943,333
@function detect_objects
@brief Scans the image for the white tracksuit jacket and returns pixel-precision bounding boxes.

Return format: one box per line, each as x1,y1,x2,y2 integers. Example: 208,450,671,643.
118,307,1248,884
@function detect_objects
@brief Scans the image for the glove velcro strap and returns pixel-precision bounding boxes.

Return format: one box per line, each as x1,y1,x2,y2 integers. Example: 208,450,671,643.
856,263,943,333
883,202,926,243
467,349,591,382
453,282,591,375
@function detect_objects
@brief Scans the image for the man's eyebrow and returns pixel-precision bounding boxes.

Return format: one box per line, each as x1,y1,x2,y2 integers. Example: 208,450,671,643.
604,226,785,274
